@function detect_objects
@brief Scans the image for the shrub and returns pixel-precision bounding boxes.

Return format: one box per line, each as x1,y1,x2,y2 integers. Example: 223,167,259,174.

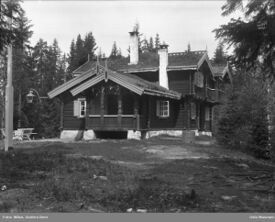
216,72,270,159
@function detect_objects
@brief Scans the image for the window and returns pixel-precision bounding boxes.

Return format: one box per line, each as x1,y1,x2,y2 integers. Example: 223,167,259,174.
156,100,169,118
191,102,196,120
205,106,211,121
73,98,86,118
194,71,204,88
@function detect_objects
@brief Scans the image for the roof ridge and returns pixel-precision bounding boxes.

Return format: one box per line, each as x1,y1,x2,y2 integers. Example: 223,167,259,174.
168,50,206,57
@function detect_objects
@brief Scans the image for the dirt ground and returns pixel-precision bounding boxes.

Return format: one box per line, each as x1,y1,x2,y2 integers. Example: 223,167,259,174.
0,136,275,212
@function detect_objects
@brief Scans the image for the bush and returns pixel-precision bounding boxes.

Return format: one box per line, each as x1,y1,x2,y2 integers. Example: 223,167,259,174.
216,72,270,159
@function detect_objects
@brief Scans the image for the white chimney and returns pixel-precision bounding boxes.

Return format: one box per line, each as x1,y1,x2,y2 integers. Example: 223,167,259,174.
158,43,169,89
129,31,139,65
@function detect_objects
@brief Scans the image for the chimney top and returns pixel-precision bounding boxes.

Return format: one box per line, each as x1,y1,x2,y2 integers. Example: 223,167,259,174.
159,43,169,49
129,31,139,36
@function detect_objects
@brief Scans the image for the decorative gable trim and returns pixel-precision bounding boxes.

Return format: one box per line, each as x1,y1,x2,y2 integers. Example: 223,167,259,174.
70,74,105,96
48,66,97,99
197,52,215,79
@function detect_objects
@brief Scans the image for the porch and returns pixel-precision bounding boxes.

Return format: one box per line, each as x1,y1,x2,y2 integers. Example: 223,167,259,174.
86,114,146,131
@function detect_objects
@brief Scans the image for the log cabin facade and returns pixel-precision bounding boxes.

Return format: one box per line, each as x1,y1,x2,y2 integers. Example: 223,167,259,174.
48,31,232,140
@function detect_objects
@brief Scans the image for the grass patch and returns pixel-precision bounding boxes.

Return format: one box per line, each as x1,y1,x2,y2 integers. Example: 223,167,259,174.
29,154,199,212
0,201,14,213
0,149,66,182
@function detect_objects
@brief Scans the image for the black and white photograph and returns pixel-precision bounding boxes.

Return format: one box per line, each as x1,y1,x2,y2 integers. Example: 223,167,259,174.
0,0,275,221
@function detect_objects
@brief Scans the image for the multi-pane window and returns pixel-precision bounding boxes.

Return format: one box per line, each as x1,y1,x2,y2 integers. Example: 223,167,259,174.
205,106,211,121
73,98,86,118
190,102,196,119
194,71,204,88
156,100,170,118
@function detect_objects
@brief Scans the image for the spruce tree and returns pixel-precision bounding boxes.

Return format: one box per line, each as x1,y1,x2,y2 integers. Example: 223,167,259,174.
214,0,275,157
67,39,77,73
154,33,160,49
212,43,227,64
83,32,97,61
110,41,119,58
149,37,154,52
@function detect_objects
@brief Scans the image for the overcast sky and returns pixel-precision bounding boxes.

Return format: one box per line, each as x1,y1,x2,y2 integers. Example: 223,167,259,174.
22,1,240,58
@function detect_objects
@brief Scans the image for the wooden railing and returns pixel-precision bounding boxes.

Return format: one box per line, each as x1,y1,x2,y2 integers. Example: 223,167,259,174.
87,114,142,130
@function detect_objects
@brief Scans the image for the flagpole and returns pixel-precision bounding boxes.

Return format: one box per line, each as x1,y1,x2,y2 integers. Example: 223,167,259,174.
5,14,14,151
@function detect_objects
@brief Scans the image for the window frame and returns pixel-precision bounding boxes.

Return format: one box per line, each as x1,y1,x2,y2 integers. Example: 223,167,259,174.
205,106,211,121
73,98,87,118
156,100,170,118
190,102,196,120
78,98,87,118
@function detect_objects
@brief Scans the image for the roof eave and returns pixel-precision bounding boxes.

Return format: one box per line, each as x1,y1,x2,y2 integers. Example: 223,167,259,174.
48,67,97,99
197,52,215,80
167,65,197,71
119,67,159,73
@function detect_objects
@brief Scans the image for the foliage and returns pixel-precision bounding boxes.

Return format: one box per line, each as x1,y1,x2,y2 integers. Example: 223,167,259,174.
214,0,275,80
215,0,275,160
216,71,270,159
212,42,227,64
67,32,97,74
154,33,160,49
32,154,198,212
0,0,24,51
0,149,65,180
110,41,121,58
1,2,67,137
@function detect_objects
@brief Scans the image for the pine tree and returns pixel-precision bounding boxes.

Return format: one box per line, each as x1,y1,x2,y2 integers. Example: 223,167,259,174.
110,41,119,58
214,0,275,157
0,0,23,51
67,32,97,73
214,0,275,79
217,71,270,158
141,37,149,53
83,32,97,61
75,34,85,67
154,33,160,49
117,48,122,57
212,43,227,64
67,39,77,73
148,37,154,52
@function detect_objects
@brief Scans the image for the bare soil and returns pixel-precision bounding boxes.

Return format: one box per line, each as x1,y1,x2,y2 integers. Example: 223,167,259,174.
0,136,274,212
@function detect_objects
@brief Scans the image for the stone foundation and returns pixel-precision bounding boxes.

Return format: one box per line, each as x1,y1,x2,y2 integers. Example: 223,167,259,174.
83,130,96,140
127,130,142,140
197,131,212,137
145,130,183,139
60,130,83,141
60,129,212,141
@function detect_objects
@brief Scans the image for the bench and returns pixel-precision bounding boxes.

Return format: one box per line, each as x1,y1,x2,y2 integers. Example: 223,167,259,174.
1,128,37,141
14,128,37,141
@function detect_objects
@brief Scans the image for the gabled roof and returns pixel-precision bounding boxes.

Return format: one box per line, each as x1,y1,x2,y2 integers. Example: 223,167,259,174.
168,51,205,68
48,64,105,99
72,52,159,75
70,64,182,100
212,63,233,83
71,50,212,75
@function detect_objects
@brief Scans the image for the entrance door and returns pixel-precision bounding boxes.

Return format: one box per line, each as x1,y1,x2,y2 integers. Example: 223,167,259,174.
199,104,205,131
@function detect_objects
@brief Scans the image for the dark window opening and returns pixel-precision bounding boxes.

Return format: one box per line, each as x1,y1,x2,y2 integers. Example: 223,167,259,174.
94,131,127,139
